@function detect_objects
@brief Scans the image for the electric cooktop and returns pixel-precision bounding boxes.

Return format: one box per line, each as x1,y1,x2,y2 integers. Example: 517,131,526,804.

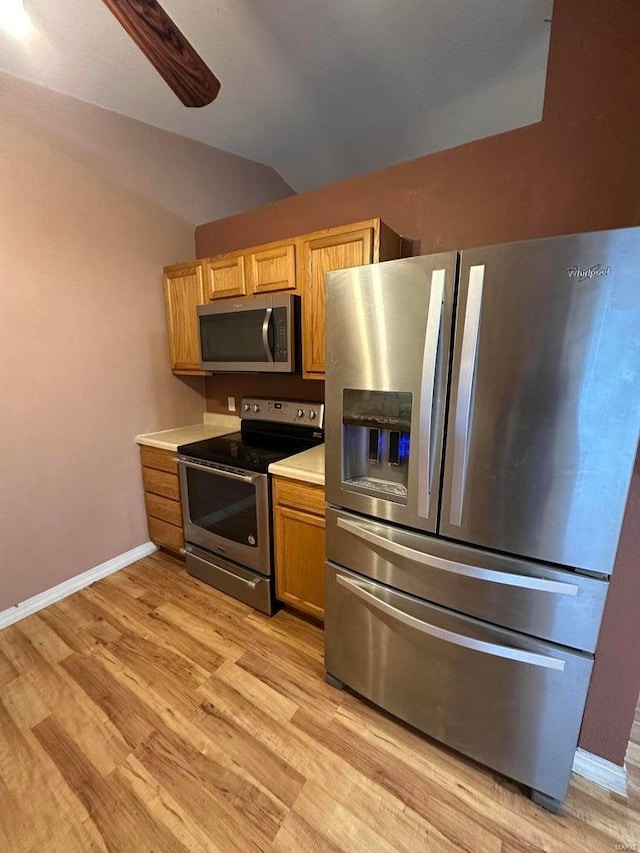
178,398,324,474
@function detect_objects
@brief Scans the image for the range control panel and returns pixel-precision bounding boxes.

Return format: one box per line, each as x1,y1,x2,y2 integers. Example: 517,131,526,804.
241,398,325,429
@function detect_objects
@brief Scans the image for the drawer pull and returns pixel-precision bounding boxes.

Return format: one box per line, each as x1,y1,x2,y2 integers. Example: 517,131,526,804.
336,573,565,672
337,517,578,597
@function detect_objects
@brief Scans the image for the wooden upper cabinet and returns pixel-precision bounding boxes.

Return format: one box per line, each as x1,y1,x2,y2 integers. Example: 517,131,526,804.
163,219,400,377
163,261,207,374
248,243,297,294
301,226,374,378
204,255,247,300
300,220,402,379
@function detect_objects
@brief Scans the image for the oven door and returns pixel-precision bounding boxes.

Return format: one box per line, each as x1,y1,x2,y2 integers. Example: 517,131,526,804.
178,458,271,574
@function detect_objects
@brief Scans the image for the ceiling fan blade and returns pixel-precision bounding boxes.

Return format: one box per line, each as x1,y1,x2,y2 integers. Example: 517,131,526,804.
100,0,220,107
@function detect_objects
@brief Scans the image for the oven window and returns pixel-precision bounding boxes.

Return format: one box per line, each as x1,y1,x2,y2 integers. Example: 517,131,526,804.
185,467,258,547
200,310,271,363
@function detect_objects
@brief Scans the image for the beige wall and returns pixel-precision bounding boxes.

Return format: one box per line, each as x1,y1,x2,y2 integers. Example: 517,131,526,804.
0,72,293,610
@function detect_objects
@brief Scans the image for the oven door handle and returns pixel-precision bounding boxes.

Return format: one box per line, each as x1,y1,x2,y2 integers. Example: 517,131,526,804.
177,458,258,484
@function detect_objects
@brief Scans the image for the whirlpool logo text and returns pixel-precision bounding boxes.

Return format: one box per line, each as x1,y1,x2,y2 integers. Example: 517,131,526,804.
566,263,611,282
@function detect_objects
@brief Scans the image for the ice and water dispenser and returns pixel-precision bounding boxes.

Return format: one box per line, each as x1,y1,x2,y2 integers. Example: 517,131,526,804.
341,389,412,503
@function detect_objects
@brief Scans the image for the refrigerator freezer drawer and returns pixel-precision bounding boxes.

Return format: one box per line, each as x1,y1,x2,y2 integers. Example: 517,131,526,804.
326,507,608,652
325,563,593,803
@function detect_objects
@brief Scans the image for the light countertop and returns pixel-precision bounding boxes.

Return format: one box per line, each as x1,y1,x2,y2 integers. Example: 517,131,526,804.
136,412,240,451
269,443,325,487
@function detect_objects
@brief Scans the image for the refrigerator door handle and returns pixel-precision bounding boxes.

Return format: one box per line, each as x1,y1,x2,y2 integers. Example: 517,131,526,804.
416,268,446,519
337,517,579,596
449,264,485,526
335,573,566,671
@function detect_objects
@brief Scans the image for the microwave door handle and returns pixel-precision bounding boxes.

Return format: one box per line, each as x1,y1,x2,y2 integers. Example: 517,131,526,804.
416,268,446,519
262,308,274,363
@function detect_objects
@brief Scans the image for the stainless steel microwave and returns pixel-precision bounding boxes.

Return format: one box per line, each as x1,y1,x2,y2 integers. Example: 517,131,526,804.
197,293,300,373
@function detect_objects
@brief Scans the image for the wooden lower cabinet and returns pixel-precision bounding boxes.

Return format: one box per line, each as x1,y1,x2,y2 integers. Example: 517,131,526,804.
273,476,326,620
139,445,184,555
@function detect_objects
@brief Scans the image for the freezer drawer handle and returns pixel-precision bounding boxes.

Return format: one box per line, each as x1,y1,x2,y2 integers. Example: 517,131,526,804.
417,268,446,519
449,264,484,526
336,573,566,672
337,517,579,596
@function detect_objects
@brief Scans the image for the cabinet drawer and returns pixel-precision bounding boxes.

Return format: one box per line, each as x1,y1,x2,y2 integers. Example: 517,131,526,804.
145,492,183,526
274,477,325,515
148,517,184,552
139,445,177,474
142,467,181,501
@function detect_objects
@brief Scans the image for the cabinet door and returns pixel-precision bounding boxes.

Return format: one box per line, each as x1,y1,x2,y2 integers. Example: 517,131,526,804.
274,504,326,620
204,255,247,300
301,228,373,377
248,244,296,294
163,262,206,373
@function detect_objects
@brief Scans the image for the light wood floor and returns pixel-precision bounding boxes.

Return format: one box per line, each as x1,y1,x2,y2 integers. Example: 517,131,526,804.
0,551,638,852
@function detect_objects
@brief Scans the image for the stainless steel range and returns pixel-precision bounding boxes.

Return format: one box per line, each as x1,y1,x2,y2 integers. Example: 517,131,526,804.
178,398,324,615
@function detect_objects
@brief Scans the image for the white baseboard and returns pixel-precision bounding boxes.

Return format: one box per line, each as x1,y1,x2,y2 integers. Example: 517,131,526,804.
0,541,157,630
572,747,628,796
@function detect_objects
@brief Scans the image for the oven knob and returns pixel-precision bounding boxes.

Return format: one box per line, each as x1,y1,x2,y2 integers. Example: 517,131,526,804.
243,403,250,412
252,404,260,413
309,410,317,420
297,408,304,418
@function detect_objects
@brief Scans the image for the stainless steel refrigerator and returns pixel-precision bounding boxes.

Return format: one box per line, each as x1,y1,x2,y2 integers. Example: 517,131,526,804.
324,226,640,811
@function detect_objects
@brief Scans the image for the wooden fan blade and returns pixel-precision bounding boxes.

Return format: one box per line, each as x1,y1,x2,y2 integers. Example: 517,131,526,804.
100,0,220,107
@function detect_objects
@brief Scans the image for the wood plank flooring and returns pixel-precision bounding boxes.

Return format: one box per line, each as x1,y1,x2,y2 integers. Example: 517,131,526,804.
0,550,638,852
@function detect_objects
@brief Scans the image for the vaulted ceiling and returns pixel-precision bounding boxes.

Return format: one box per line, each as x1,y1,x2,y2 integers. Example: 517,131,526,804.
0,0,553,191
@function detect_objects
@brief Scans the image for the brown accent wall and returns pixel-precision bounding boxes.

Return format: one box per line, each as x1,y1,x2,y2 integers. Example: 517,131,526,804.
206,375,323,415
196,0,640,766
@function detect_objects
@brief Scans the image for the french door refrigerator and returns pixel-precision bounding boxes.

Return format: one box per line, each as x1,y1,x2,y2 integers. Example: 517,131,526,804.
324,226,640,811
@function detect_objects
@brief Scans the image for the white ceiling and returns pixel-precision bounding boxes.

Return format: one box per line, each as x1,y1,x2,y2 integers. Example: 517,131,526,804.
0,0,553,192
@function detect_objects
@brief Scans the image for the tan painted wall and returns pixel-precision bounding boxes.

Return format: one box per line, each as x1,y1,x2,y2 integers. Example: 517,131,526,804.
0,72,293,610
195,0,640,766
